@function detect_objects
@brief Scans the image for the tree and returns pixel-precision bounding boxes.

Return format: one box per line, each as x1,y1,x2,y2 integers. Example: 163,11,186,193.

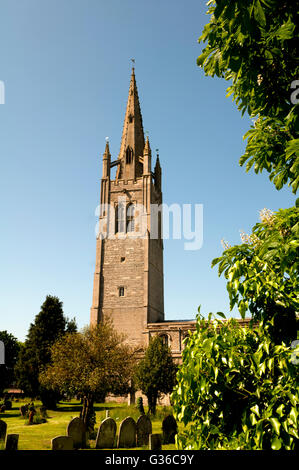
197,0,299,193
171,1,299,450
212,205,299,344
196,0,298,340
172,313,298,450
134,336,177,415
40,321,136,431
15,295,77,408
0,331,20,396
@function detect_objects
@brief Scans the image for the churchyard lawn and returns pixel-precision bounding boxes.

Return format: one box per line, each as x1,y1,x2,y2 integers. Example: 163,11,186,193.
0,399,178,450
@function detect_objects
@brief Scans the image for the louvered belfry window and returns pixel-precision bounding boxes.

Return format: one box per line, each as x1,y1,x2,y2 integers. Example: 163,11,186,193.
126,204,135,232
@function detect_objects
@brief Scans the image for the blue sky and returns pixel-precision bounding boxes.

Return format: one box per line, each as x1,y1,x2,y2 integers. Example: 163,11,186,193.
0,0,296,341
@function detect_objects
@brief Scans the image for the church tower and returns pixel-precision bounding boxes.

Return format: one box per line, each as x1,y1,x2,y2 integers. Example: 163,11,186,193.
90,68,164,347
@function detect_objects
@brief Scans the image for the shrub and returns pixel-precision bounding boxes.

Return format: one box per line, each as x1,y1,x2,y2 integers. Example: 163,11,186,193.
25,411,47,425
172,314,299,450
3,400,12,410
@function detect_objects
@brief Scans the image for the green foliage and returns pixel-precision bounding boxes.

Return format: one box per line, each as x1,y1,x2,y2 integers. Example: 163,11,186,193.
40,320,135,430
2,399,12,410
172,313,299,450
198,0,299,192
212,206,298,343
0,331,20,396
40,321,134,398
15,295,77,407
24,411,47,426
134,336,177,415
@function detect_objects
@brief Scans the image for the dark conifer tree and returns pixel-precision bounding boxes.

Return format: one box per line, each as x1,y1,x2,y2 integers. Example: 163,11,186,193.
134,336,177,415
0,331,20,396
15,295,76,408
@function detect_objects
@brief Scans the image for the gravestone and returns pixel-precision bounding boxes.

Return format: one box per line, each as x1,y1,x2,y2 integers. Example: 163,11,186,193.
162,415,178,444
96,417,116,449
0,419,7,442
117,417,136,448
136,415,152,447
149,433,162,450
20,405,28,417
67,417,86,449
5,434,19,451
52,436,74,451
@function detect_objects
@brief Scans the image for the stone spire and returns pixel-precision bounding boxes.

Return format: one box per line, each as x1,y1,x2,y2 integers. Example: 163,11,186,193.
102,139,111,179
143,135,151,175
154,151,162,192
116,67,145,180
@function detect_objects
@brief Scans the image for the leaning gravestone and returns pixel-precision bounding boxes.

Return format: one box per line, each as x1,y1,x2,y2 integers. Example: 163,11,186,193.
51,436,74,451
0,419,7,442
96,417,116,449
162,415,178,444
67,417,86,449
136,415,152,447
117,417,136,448
149,433,162,450
5,434,19,451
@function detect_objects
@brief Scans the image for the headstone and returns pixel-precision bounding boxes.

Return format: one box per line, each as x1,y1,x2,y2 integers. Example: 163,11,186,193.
5,434,19,451
95,417,116,449
28,410,35,424
0,419,7,442
51,436,74,451
67,417,86,449
162,415,177,444
136,415,152,447
117,417,136,448
149,433,162,450
20,405,28,417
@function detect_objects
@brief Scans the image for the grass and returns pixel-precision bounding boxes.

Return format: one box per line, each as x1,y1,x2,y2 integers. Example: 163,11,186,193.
0,399,178,450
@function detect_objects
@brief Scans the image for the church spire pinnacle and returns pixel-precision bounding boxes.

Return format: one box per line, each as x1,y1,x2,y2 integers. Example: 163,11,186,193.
102,138,111,178
104,138,110,157
116,67,145,180
143,135,151,175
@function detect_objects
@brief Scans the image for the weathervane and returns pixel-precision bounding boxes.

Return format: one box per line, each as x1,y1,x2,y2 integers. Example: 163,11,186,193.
131,58,135,68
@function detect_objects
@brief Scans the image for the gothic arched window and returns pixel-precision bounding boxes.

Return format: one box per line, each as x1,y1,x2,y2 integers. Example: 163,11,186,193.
126,204,135,232
115,203,125,233
159,334,169,347
126,146,133,164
